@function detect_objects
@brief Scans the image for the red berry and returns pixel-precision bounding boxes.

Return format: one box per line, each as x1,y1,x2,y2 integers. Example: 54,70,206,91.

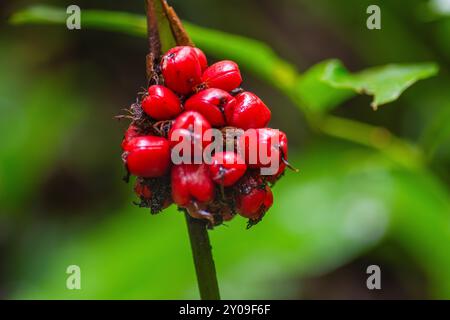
161,46,202,94
209,151,247,186
239,128,288,170
184,88,234,127
120,45,292,226
168,111,212,161
266,162,286,183
193,47,208,71
201,60,242,92
236,176,273,220
224,92,271,130
124,136,170,177
171,164,215,207
121,125,140,151
142,85,182,120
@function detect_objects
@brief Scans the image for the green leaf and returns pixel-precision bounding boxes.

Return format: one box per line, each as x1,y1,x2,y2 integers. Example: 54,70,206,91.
295,59,354,113
321,60,439,110
295,59,439,112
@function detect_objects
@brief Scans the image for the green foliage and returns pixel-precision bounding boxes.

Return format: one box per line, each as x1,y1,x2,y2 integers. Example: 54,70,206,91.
5,2,450,300
184,23,298,93
319,60,439,110
11,146,450,299
10,5,438,112
295,59,438,112
10,5,147,37
0,37,86,213
420,106,450,157
295,60,354,112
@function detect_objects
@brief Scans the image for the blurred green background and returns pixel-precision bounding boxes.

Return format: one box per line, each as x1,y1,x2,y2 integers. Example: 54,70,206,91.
1,0,450,299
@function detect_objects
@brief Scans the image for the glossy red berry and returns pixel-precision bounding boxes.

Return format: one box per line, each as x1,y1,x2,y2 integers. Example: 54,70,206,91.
121,44,294,227
209,151,247,186
201,60,242,92
121,125,140,151
238,128,288,182
193,47,208,71
168,111,212,160
266,162,286,183
142,85,182,120
171,164,215,207
124,136,170,177
161,46,202,94
236,176,273,220
224,92,271,130
239,128,288,171
184,88,234,127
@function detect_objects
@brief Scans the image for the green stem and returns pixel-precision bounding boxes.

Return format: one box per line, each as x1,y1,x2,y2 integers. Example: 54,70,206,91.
185,213,221,300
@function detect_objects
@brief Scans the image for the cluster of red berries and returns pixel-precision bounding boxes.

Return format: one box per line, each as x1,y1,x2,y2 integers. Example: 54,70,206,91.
121,46,292,228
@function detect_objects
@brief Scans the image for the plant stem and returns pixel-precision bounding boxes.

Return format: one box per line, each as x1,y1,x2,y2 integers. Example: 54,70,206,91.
185,213,221,300
145,0,221,300
163,0,222,299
